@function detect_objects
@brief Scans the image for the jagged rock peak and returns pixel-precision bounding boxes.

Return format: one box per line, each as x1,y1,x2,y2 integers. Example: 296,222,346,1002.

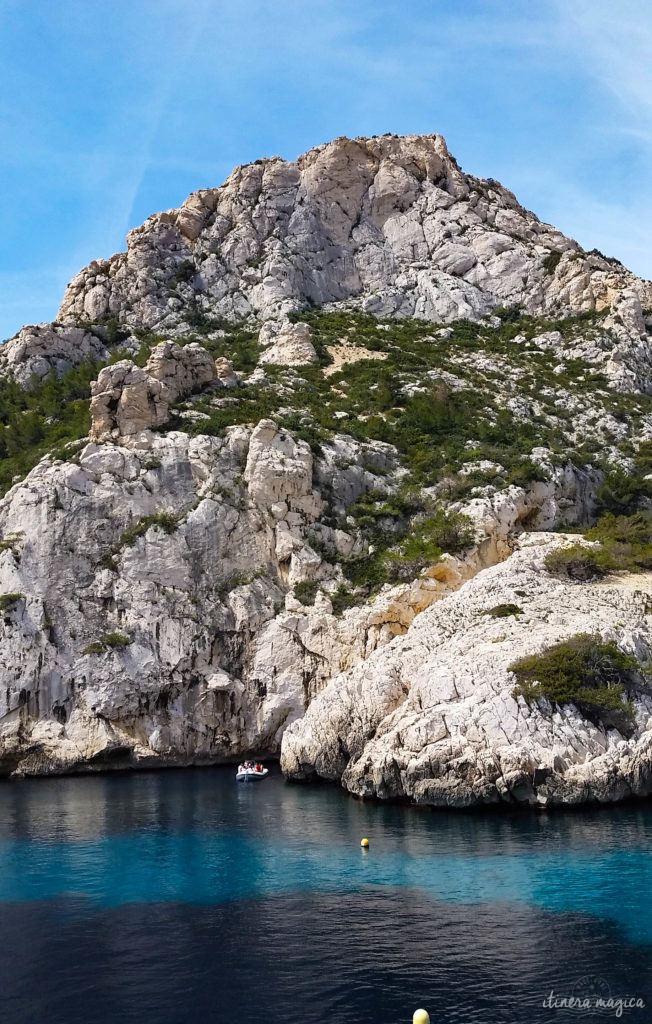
56,133,652,333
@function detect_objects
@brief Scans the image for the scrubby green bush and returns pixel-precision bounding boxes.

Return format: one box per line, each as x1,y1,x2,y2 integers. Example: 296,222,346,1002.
510,633,640,731
83,632,130,655
596,466,652,516
119,512,181,547
542,252,562,274
398,509,474,559
586,512,652,571
506,460,548,489
484,603,523,618
170,260,196,287
344,509,474,593
330,584,358,616
294,580,319,605
343,550,391,591
548,514,652,580
544,543,607,580
0,592,24,611
216,570,262,599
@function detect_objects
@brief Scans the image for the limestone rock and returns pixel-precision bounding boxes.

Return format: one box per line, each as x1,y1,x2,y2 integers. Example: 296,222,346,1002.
90,361,171,440
214,357,239,387
0,417,516,777
243,419,316,509
89,340,217,440
281,535,652,807
3,131,652,806
53,135,651,361
258,320,318,366
0,323,111,388
146,340,217,399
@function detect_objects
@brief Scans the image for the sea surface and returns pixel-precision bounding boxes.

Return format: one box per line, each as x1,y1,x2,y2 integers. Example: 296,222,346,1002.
0,766,650,1024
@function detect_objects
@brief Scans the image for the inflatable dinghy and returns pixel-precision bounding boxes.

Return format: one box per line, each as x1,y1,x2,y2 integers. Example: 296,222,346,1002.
236,767,269,781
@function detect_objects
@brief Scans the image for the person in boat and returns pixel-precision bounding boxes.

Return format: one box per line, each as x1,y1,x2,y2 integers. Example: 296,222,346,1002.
255,762,263,773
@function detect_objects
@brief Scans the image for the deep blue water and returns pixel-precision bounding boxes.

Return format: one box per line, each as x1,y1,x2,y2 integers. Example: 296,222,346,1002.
0,767,650,1024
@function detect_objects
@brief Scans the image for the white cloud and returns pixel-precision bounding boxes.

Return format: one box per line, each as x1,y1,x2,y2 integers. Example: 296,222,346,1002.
556,0,652,136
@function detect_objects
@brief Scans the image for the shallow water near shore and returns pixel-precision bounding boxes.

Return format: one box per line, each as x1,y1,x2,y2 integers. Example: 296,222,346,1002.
1,766,650,1024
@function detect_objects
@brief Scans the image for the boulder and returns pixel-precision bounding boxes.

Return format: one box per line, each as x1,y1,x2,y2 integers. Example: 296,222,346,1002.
0,323,111,388
90,361,171,440
214,357,239,387
146,340,217,400
89,341,217,440
258,320,318,366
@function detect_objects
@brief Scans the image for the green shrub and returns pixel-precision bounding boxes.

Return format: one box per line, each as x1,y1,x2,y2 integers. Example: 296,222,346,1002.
216,570,262,598
542,252,562,274
344,509,474,593
103,316,129,347
493,305,524,323
586,512,652,572
544,543,607,580
506,460,548,489
510,633,640,731
0,592,24,611
294,580,319,605
408,509,474,554
119,512,180,548
330,584,358,616
82,632,130,655
170,260,196,287
596,466,652,516
547,515,652,579
343,551,390,591
484,603,523,618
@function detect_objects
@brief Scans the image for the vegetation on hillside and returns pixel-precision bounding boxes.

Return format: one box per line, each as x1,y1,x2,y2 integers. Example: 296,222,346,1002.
0,359,98,495
171,307,652,514
484,603,523,618
1,307,651,549
82,632,130,655
510,633,643,732
544,512,652,579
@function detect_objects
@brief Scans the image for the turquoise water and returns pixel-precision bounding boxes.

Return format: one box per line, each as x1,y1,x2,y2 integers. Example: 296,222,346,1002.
1,767,650,1023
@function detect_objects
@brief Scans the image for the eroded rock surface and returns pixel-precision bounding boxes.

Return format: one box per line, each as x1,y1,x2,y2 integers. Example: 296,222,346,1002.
89,341,217,440
0,323,111,387
2,132,652,806
258,320,318,366
0,427,406,774
281,536,652,807
0,422,589,777
53,135,652,388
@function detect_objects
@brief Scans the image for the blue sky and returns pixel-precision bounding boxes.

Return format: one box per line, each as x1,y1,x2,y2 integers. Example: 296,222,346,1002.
1,0,650,340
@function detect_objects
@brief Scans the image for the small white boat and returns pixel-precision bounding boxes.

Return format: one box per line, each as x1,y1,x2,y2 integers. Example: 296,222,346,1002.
236,766,269,781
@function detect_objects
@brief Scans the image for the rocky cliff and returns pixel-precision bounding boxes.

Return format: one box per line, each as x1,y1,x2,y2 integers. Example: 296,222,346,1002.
1,134,651,806
281,536,652,807
55,134,651,330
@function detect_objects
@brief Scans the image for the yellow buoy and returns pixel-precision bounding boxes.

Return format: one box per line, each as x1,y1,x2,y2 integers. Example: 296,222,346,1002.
360,837,369,848
413,1011,430,1024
